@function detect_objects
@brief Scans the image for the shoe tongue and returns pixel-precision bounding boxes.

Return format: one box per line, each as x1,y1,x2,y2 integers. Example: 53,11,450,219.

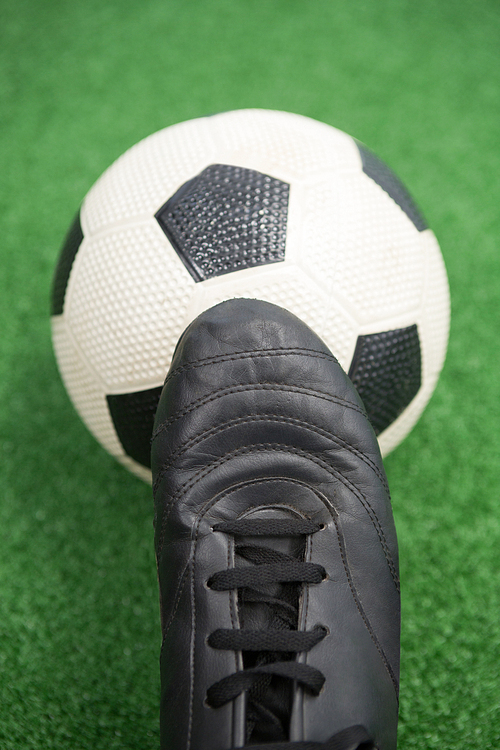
236,506,307,557
235,508,306,743
236,507,306,632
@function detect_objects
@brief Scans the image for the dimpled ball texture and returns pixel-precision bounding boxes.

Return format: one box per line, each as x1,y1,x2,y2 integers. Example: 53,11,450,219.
51,109,450,481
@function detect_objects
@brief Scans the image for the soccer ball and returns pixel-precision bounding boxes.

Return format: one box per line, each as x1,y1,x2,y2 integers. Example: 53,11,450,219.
51,109,450,482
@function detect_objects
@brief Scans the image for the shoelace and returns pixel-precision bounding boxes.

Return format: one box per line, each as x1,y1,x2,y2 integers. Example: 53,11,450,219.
205,518,376,750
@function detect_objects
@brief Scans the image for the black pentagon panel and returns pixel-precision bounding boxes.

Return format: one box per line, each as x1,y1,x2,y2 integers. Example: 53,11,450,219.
107,386,163,469
356,144,428,232
348,324,422,436
51,211,84,316
155,164,290,282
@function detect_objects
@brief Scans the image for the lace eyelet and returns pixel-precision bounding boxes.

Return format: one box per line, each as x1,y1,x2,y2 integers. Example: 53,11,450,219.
204,578,213,590
321,570,329,581
318,523,326,530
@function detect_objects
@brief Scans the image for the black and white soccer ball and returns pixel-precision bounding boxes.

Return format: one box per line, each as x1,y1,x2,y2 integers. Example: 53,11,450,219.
51,109,450,482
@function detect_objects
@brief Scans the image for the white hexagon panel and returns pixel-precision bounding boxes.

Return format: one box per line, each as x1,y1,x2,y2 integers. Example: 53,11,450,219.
51,109,449,481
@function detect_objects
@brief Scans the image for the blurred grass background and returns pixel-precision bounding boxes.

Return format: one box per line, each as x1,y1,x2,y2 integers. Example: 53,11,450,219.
1,0,499,748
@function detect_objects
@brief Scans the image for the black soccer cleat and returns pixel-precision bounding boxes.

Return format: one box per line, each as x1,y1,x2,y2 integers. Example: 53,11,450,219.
151,299,400,750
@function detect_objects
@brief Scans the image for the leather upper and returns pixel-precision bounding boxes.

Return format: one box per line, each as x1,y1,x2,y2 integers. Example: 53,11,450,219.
151,298,400,750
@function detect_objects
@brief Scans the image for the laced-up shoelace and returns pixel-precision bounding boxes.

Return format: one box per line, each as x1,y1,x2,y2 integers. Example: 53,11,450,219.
205,518,376,750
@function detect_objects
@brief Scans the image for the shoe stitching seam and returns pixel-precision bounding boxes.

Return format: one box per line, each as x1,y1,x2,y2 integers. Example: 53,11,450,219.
332,511,400,698
156,442,397,588
158,475,321,634
161,564,189,644
154,413,389,495
187,530,196,750
160,478,310,650
151,383,367,443
186,479,319,744
175,478,398,720
163,347,340,385
155,443,399,590
228,537,239,675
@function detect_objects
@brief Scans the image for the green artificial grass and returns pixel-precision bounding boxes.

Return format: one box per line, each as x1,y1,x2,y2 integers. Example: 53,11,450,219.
1,1,499,748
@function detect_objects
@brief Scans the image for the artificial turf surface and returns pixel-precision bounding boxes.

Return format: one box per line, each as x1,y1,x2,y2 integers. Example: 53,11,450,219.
1,1,499,748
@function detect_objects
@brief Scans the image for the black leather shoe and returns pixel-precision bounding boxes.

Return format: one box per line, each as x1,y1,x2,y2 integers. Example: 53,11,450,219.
151,299,400,750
